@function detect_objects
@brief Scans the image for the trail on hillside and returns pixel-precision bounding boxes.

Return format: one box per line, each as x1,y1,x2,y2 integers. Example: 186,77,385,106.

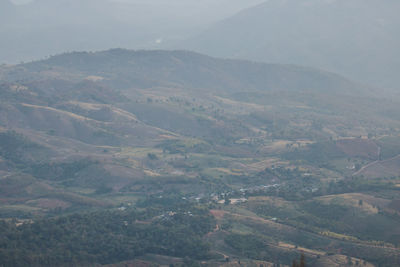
353,145,381,176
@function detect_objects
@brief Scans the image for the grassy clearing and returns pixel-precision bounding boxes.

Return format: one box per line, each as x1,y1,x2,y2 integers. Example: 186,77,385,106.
106,194,140,206
319,231,359,242
315,193,388,214
378,135,400,159
278,242,326,256
21,103,93,122
118,147,163,158
208,168,243,176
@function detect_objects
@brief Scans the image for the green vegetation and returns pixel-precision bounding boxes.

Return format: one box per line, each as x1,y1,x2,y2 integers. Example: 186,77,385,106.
284,141,345,166
0,205,214,267
30,159,96,181
0,131,48,165
378,136,400,160
1,50,400,266
225,233,300,265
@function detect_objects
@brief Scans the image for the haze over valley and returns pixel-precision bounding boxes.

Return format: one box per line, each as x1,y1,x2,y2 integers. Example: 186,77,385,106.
0,1,400,266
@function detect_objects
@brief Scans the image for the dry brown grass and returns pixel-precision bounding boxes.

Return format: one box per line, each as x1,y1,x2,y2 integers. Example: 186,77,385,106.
246,158,285,172
213,95,267,113
357,155,400,178
210,209,227,220
259,140,313,154
158,134,178,140
21,103,92,121
210,168,242,176
84,75,104,82
143,170,161,177
248,196,292,209
336,138,379,159
26,198,71,209
69,101,139,122
278,242,326,256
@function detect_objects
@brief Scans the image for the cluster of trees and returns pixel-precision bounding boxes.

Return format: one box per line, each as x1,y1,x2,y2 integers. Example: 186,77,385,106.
284,141,345,166
326,177,394,195
246,167,321,201
29,159,95,181
291,254,306,267
157,139,211,155
224,233,300,266
0,206,215,266
0,131,47,166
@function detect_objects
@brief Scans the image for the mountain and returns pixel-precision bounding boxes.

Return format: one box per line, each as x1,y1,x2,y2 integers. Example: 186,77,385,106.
0,0,264,64
0,49,398,196
1,49,397,140
1,49,400,266
17,49,369,95
182,0,400,89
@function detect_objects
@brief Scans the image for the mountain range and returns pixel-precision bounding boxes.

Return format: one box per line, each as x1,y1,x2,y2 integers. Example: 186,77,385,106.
182,0,400,89
0,0,264,63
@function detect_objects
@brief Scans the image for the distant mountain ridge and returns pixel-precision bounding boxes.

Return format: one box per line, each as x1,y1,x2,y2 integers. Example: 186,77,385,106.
0,0,265,64
182,0,400,89
14,49,368,96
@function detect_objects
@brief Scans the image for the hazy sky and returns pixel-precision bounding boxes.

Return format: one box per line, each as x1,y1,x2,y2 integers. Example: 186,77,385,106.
4,0,398,91
10,0,32,4
1,0,265,63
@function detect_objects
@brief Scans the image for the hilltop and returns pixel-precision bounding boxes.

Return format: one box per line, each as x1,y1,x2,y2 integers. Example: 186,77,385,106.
10,49,368,94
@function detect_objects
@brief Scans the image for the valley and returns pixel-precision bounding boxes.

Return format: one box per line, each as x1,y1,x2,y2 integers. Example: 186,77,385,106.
0,49,400,266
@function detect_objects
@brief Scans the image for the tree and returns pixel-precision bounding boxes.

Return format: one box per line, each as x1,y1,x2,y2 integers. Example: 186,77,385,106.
292,254,306,267
300,253,306,267
224,195,231,205
147,153,158,160
347,256,353,265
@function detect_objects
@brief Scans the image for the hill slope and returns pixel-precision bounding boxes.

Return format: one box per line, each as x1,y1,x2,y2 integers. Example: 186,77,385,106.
1,49,400,266
4,49,368,95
